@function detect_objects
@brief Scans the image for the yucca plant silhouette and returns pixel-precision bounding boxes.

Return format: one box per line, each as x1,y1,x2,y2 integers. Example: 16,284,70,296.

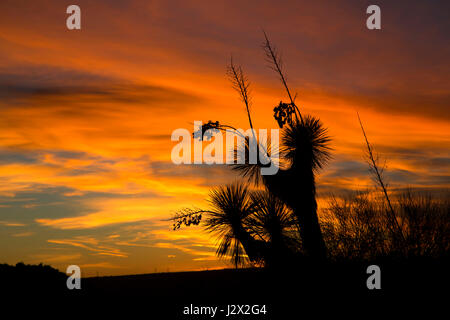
232,34,331,258
232,115,331,258
204,183,266,267
171,33,332,264
261,116,331,258
172,182,298,267
248,190,299,266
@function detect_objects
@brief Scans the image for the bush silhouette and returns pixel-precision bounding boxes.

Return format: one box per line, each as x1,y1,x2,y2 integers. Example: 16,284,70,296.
322,190,450,260
0,262,67,294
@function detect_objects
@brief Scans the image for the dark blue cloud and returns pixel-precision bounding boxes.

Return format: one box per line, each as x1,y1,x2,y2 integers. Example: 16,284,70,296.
0,150,39,164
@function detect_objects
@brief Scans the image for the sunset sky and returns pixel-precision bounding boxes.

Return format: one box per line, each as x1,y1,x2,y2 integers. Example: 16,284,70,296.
0,0,448,276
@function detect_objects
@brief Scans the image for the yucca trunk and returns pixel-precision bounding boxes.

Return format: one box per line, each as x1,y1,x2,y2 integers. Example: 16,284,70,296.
294,171,326,259
264,170,326,259
235,228,265,263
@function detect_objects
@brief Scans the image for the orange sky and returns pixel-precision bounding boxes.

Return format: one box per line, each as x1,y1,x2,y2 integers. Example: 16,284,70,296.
0,0,448,276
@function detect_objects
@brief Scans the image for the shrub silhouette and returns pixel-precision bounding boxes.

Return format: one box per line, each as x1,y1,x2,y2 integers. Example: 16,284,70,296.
0,262,67,294
321,190,449,260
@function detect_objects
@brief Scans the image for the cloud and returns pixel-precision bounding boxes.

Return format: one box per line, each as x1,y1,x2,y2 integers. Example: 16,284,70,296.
153,242,216,260
34,195,181,229
47,236,128,258
0,66,202,111
0,220,26,227
0,150,39,164
30,253,83,264
79,262,123,269
312,86,450,121
150,161,240,187
12,232,34,237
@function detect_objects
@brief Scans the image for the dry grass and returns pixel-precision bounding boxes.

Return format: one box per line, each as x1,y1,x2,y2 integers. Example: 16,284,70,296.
321,190,450,260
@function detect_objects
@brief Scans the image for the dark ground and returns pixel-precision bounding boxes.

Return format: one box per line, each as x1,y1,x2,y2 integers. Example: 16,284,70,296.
2,258,448,318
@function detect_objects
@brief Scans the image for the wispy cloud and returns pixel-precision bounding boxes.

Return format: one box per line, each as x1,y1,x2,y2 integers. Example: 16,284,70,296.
12,232,34,237
0,220,26,227
47,236,128,258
